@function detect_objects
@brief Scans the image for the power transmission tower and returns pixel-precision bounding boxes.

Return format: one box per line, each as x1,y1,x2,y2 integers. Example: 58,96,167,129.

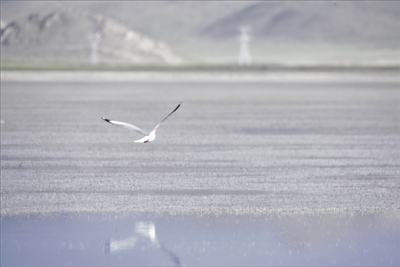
87,32,102,65
238,26,252,66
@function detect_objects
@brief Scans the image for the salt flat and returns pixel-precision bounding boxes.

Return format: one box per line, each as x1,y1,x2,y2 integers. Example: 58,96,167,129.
1,71,399,217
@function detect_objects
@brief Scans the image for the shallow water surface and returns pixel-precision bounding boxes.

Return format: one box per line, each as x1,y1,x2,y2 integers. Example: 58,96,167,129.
2,212,399,266
1,71,399,265
1,74,399,216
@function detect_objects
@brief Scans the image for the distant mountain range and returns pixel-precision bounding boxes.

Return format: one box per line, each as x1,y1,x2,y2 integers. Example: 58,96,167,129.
1,9,182,65
1,2,399,66
200,2,399,46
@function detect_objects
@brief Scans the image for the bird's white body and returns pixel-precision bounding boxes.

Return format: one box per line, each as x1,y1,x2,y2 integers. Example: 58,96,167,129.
134,131,156,143
101,102,181,143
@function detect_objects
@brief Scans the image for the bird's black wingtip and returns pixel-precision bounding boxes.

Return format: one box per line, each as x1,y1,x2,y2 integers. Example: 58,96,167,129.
101,117,111,123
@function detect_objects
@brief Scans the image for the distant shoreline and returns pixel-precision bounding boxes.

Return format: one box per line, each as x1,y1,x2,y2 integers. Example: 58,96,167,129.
1,62,399,72
2,69,399,83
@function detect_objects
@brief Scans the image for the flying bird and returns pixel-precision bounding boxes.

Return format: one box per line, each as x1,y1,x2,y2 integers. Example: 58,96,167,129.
101,102,181,143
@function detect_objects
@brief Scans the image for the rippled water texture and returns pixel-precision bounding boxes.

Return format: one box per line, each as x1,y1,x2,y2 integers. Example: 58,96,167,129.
1,71,399,265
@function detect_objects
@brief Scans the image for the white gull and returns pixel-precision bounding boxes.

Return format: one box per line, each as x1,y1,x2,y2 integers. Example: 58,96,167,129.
101,102,181,143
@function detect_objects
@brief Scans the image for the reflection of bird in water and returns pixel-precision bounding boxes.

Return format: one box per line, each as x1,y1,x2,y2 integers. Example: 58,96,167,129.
101,102,181,143
104,221,180,267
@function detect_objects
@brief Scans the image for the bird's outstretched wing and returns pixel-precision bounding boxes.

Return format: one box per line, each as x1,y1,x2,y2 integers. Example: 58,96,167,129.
101,117,148,136
150,102,182,134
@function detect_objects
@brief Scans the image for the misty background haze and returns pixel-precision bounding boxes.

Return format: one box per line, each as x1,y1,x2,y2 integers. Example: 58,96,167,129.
2,3,400,265
1,1,399,66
